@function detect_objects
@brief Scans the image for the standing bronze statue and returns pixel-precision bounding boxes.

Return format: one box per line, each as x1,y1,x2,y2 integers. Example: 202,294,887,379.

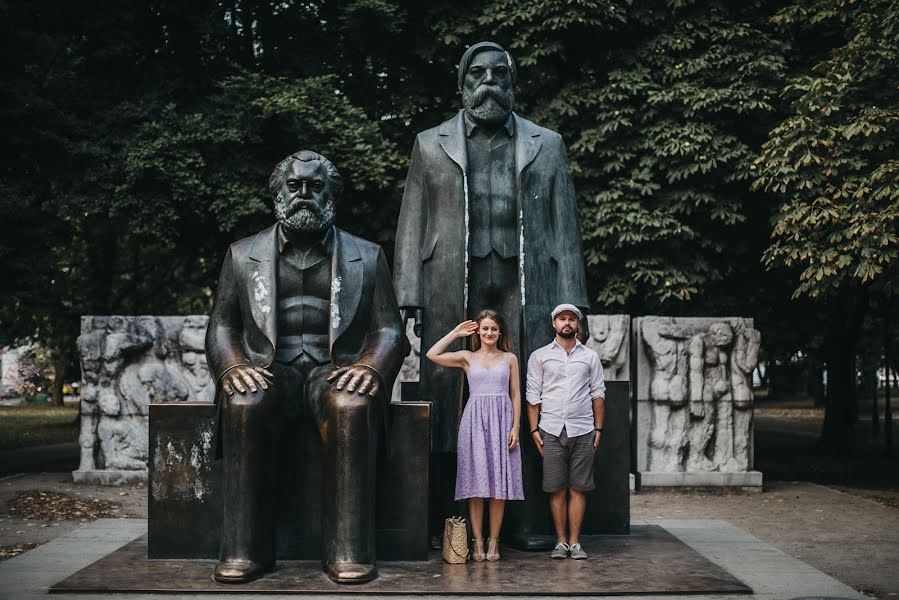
206,150,408,584
394,42,590,549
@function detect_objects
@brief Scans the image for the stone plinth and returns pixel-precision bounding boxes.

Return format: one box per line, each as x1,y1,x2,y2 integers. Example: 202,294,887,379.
75,316,213,485
634,316,761,488
148,401,431,561
72,469,148,485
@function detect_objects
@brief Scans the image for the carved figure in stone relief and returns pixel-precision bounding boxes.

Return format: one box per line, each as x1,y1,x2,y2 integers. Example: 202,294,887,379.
641,321,690,472
640,317,760,474
179,316,213,402
76,317,153,471
686,323,733,472
97,416,148,470
587,315,628,380
76,323,105,471
728,327,760,471
119,358,191,416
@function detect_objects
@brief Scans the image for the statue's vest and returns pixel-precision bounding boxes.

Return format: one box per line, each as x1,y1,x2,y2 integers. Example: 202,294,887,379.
275,251,331,365
467,129,518,259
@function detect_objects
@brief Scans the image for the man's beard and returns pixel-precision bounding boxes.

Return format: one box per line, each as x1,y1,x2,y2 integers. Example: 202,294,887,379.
275,195,335,233
463,84,514,125
558,326,578,340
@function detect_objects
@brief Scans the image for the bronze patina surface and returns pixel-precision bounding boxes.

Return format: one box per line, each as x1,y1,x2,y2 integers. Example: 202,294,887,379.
204,150,409,583
51,526,751,595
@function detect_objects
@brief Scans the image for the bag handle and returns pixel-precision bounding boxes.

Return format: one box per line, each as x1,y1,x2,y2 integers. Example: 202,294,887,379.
444,516,469,561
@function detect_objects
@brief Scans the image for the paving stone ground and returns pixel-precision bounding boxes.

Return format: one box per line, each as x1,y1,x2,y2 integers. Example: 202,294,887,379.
0,517,870,600
0,473,895,599
0,408,896,598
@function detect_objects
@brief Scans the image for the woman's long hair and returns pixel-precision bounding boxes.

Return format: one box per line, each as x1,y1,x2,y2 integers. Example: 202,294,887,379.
470,309,514,353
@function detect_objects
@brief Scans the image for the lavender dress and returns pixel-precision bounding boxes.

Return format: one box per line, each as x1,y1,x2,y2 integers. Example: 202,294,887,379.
454,358,525,500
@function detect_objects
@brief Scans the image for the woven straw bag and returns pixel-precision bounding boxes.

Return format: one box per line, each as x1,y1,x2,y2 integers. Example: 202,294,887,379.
442,516,469,563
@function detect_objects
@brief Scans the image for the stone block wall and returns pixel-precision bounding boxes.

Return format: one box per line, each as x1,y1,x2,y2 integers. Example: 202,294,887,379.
633,316,761,487
74,316,213,485
76,313,761,488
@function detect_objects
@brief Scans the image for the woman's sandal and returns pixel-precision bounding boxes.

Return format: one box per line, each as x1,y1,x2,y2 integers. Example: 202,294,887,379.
486,538,500,561
472,538,486,562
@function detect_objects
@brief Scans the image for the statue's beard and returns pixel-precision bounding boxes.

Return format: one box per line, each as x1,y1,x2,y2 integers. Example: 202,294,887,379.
275,195,335,233
463,84,514,125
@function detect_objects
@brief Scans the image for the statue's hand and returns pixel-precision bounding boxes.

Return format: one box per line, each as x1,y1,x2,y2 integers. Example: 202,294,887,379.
328,365,380,397
222,366,273,396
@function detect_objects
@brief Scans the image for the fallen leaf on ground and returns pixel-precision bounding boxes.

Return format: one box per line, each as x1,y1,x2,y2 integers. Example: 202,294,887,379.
0,543,39,561
4,491,122,521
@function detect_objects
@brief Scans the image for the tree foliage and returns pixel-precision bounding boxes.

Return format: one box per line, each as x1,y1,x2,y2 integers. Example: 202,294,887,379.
433,0,791,312
755,0,899,300
0,1,403,355
2,0,895,443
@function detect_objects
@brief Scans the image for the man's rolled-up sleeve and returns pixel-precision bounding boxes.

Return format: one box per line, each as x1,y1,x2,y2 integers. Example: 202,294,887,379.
526,351,544,405
590,353,606,399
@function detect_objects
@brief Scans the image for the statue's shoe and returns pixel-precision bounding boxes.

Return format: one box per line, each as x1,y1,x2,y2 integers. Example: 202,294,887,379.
213,559,265,584
325,562,378,584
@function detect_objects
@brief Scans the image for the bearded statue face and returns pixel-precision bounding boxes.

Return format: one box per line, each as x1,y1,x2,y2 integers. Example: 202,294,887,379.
461,49,515,126
273,157,336,234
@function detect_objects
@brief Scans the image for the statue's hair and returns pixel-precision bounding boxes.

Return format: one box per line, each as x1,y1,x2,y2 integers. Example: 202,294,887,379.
457,41,517,91
268,150,343,201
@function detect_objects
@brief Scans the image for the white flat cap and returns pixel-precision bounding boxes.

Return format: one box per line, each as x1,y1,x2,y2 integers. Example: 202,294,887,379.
551,304,583,320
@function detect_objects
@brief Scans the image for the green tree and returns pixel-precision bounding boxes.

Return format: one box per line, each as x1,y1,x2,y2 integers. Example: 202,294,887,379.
753,0,899,447
434,0,791,315
0,0,404,403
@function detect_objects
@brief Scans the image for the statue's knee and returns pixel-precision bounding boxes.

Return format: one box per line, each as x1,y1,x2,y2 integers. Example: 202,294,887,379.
224,388,274,414
326,388,370,416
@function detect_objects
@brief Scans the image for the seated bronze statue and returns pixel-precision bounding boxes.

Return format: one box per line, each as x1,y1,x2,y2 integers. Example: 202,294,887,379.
204,150,408,584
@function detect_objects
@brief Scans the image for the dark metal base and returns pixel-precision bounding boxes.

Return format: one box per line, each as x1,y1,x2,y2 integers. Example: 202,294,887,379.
51,526,751,595
148,400,431,561
506,532,556,551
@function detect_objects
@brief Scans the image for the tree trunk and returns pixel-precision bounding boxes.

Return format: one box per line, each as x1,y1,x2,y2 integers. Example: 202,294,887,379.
820,289,868,450
50,341,71,408
885,316,893,455
821,337,855,449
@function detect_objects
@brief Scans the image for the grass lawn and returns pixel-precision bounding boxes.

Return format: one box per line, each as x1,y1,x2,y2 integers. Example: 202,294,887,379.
0,404,79,451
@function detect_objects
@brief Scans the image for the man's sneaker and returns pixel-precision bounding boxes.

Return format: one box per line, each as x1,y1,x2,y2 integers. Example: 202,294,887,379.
569,542,588,560
550,542,570,559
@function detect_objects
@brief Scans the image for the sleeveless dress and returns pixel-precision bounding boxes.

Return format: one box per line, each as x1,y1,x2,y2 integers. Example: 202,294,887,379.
454,358,525,500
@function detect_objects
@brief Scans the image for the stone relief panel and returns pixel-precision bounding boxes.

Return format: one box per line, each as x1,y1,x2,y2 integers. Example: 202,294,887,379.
76,316,214,481
634,317,760,475
585,315,630,381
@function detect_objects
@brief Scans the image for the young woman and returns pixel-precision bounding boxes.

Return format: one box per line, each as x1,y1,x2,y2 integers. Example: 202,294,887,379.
425,309,524,561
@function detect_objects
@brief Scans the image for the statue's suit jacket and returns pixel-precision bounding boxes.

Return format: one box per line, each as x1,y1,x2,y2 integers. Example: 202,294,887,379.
206,224,408,451
394,110,589,452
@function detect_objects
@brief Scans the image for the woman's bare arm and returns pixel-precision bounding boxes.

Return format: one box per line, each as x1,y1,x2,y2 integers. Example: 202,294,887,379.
425,321,477,369
508,353,521,449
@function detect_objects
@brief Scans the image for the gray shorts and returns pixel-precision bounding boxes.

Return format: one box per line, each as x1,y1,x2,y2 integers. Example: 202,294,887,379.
541,427,596,493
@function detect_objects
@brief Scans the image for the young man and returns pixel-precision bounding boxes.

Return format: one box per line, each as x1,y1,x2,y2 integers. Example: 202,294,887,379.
526,304,605,560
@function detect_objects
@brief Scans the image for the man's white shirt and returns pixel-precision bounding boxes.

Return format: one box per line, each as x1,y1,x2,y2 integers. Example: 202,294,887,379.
526,339,606,437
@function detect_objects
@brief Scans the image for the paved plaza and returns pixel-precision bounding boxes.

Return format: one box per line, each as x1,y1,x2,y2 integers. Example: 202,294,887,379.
0,517,867,599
